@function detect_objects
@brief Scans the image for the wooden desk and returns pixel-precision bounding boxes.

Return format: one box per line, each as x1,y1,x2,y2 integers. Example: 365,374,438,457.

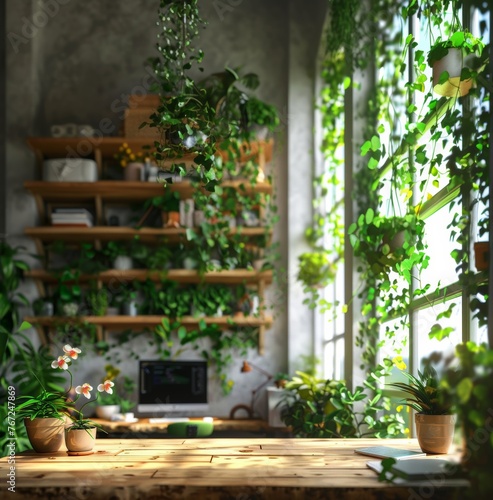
91,417,290,437
1,438,468,499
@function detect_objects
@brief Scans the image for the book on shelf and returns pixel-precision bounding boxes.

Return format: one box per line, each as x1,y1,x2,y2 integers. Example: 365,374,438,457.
50,208,94,227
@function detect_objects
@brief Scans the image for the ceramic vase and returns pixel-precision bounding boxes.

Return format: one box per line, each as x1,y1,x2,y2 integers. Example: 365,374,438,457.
124,162,144,181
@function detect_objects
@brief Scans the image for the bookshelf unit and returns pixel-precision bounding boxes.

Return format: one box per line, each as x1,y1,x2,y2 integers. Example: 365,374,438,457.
24,137,275,354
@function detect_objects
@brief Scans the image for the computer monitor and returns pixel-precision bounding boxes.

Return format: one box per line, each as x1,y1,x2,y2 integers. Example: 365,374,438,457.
138,360,209,415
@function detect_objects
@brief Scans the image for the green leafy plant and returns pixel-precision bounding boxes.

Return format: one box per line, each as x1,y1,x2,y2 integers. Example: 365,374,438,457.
51,268,82,316
297,252,337,289
145,0,217,181
16,344,115,428
85,285,109,316
440,342,493,496
191,284,234,317
389,365,450,415
427,30,485,67
0,241,30,359
348,210,428,282
280,362,406,438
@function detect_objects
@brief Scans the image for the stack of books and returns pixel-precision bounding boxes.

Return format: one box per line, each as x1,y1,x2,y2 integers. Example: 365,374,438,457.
50,208,94,227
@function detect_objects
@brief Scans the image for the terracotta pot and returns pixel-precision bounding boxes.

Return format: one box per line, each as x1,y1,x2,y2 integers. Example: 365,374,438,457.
415,413,456,454
432,48,472,97
95,405,120,420
65,427,97,452
474,242,489,271
24,417,67,453
163,211,181,228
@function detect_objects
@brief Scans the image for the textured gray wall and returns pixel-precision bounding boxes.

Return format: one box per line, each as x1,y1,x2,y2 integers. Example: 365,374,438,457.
4,0,326,418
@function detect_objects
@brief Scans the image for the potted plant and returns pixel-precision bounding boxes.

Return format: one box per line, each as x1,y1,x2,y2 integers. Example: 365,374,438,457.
143,191,181,228
145,0,217,178
116,285,139,316
245,96,280,140
427,30,485,97
103,241,133,270
441,342,493,495
473,241,489,271
348,210,427,281
281,363,406,438
114,142,146,181
297,251,337,289
191,284,234,317
95,364,122,420
389,365,455,454
95,365,136,422
32,296,54,317
15,344,114,453
65,380,112,454
52,268,82,317
85,285,109,316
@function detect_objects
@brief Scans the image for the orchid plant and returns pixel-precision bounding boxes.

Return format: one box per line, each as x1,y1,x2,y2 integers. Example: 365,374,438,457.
17,344,116,433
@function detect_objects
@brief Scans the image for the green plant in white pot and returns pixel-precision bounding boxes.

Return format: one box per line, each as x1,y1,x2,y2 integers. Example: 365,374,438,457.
389,366,455,454
427,30,485,97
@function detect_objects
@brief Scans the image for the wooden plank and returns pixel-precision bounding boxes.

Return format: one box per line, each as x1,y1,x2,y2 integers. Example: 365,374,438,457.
24,226,271,244
25,269,273,285
26,137,274,164
24,180,273,200
24,315,273,330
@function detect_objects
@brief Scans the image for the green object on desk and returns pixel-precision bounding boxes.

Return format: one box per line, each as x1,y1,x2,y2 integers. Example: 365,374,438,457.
167,421,214,438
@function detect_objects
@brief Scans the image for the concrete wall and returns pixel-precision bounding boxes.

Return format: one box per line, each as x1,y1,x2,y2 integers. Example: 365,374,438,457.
4,0,326,418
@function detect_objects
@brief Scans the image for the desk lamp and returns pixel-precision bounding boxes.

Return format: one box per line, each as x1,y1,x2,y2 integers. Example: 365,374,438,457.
243,360,273,416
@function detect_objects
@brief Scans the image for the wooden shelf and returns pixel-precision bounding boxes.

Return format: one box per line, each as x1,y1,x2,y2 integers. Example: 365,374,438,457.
25,268,273,285
24,137,275,354
24,179,272,201
25,226,271,244
26,137,274,164
24,315,272,331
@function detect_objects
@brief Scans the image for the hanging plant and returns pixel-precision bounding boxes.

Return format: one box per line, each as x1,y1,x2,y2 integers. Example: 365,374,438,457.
427,30,485,97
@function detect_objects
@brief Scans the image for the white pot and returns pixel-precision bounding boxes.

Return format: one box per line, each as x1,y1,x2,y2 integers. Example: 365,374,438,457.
113,256,133,270
183,257,198,270
95,405,121,420
432,48,473,97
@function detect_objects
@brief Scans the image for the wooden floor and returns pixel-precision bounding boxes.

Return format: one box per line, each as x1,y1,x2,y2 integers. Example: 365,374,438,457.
1,438,468,499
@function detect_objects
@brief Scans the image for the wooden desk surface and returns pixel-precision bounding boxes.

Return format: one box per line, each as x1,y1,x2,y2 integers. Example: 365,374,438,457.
1,438,468,499
91,417,285,434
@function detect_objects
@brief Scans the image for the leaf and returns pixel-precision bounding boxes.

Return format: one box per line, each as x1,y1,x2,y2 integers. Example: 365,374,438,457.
365,208,375,225
457,377,473,404
370,135,381,151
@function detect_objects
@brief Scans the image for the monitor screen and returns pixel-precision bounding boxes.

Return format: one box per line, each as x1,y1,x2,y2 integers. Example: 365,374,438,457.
138,360,208,414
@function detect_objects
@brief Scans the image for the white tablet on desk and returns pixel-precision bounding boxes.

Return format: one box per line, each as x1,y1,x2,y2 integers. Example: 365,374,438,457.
354,446,425,459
